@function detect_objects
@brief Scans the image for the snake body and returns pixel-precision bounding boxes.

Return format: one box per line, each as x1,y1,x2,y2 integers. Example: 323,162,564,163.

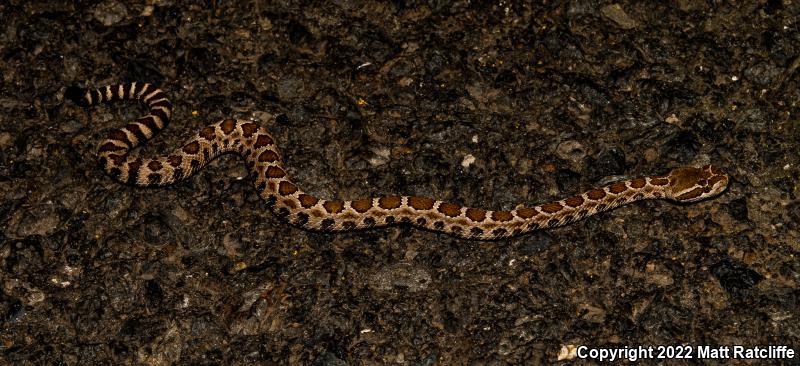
65,83,729,240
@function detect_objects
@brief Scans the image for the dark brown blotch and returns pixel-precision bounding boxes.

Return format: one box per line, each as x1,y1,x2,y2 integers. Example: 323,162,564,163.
265,166,286,178
298,194,319,208
241,122,259,137
199,126,216,140
515,207,537,219
491,211,514,222
221,119,237,134
167,155,182,167
438,202,462,217
540,202,563,214
127,158,143,184
350,198,373,213
257,150,279,162
323,200,344,214
564,196,584,207
415,217,427,226
408,196,435,210
608,182,627,194
278,181,297,195
362,217,376,227
295,212,309,226
629,177,646,189
465,208,486,222
282,199,297,209
182,141,200,155
320,218,335,230
147,160,163,171
649,176,669,186
276,207,290,218
586,189,606,200
254,134,274,148
378,196,402,209
278,207,296,219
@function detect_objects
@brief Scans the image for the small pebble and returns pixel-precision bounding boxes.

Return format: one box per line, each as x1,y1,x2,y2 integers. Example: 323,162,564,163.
93,1,128,26
601,4,639,29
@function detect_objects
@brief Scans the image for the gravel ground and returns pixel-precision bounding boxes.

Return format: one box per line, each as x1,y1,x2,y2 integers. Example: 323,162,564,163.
1,1,798,364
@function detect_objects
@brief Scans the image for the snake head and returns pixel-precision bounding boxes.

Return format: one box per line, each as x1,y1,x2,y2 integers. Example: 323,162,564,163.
666,165,729,203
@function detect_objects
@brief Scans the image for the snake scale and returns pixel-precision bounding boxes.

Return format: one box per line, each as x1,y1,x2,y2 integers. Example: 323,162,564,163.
65,83,729,240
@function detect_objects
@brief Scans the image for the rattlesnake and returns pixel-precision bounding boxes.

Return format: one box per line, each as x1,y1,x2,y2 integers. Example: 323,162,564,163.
65,83,729,240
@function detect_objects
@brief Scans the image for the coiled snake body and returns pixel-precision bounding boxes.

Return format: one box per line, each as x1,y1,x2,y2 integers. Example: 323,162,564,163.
66,83,728,240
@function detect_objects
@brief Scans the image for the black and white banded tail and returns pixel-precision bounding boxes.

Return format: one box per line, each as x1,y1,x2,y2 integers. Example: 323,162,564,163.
65,83,177,185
